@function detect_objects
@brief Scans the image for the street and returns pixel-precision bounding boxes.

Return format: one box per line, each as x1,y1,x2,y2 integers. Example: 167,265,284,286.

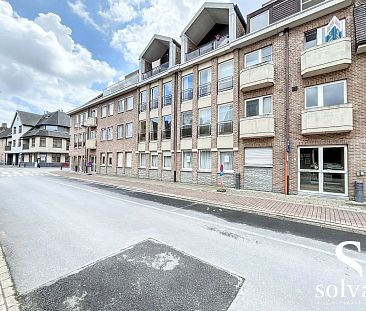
0,167,366,310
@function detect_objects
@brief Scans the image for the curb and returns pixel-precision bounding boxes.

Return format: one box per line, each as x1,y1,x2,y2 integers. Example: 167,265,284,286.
56,174,366,235
0,245,19,311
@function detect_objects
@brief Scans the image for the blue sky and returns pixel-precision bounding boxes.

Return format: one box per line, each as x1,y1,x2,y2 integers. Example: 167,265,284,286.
0,0,264,125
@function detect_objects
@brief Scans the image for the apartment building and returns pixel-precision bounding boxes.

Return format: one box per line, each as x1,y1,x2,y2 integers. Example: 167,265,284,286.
5,110,70,167
69,0,366,199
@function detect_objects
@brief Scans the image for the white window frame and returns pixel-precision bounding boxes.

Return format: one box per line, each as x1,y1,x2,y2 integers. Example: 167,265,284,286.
107,127,113,140
126,96,134,111
298,145,348,196
244,46,272,68
182,151,192,171
100,128,107,141
139,153,146,168
245,95,273,117
199,150,211,172
107,153,113,167
304,19,346,48
100,153,106,166
101,106,107,118
250,10,269,32
108,102,114,116
219,150,234,173
117,124,124,139
126,123,133,138
163,153,172,170
118,99,125,113
163,82,172,106
117,152,124,168
125,152,132,168
150,153,158,169
305,80,347,109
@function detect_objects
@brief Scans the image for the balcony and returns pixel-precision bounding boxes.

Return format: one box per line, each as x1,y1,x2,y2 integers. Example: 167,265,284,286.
240,62,274,92
240,115,275,138
301,104,353,135
142,62,169,80
185,36,229,62
301,38,352,78
86,117,97,127
86,139,96,149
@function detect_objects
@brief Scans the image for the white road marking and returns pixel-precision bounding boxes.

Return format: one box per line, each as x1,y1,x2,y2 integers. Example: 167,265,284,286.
51,180,366,263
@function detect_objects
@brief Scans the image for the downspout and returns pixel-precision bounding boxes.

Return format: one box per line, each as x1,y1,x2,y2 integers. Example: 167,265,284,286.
284,27,290,195
173,72,178,182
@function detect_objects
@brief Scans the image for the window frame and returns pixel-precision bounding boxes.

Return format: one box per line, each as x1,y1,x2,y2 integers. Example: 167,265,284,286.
126,96,134,111
117,124,124,140
126,123,133,138
163,153,172,170
139,153,146,168
150,153,158,169
305,80,347,109
118,99,125,113
245,95,273,117
244,45,272,68
101,106,107,118
108,102,114,116
219,150,234,173
218,103,233,135
182,151,193,171
107,126,113,141
250,10,269,32
199,150,212,172
163,82,172,106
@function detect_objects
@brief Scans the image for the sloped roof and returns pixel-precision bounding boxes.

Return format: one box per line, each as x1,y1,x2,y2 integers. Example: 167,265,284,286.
37,111,70,128
16,111,42,127
21,128,69,139
0,128,11,139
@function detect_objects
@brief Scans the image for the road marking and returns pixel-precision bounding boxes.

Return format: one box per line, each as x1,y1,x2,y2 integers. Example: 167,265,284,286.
51,180,366,262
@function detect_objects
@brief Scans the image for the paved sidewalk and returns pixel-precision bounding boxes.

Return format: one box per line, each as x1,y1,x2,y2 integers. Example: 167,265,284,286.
0,246,19,311
54,172,366,234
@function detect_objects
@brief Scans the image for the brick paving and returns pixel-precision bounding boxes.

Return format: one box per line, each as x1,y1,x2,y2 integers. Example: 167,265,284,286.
54,171,366,234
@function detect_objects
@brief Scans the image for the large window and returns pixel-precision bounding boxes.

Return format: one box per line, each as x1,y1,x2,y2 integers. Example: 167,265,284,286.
305,81,346,108
150,86,159,110
117,152,123,167
151,154,158,169
52,154,61,163
218,60,233,92
117,124,124,139
40,137,46,147
126,96,134,111
245,96,272,117
118,99,125,113
218,104,233,135
139,90,147,112
163,153,171,169
199,68,211,97
219,151,234,172
181,111,192,138
107,127,113,140
101,106,107,118
150,118,158,141
199,150,211,171
182,74,193,101
182,151,192,170
199,108,211,136
126,123,133,138
250,10,269,32
163,82,172,106
100,128,107,141
163,115,171,140
139,121,146,142
108,102,114,116
245,148,273,167
245,46,272,68
304,19,345,49
125,152,132,168
53,138,62,148
299,146,347,195
139,153,146,168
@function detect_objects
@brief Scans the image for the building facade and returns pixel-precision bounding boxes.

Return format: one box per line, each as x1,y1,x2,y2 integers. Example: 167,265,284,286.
69,0,366,199
0,126,11,165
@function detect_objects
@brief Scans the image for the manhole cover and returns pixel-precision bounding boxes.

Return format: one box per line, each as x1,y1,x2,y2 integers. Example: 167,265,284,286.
21,239,244,310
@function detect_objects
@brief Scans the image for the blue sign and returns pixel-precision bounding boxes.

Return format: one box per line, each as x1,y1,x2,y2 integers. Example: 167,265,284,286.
325,16,342,43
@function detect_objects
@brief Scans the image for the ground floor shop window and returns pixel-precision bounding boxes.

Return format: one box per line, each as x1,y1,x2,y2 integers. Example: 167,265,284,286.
52,153,61,163
298,146,347,195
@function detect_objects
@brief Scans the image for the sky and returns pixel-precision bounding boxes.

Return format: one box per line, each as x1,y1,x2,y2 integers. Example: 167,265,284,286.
0,0,265,125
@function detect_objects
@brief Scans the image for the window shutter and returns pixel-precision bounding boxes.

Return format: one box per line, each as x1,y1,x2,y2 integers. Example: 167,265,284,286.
245,148,273,166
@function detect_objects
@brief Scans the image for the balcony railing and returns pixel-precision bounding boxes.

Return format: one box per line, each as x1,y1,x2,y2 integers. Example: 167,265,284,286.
198,124,211,136
86,117,97,127
163,95,172,106
139,133,146,142
185,35,229,61
103,73,139,97
142,62,169,80
182,88,193,101
139,102,147,113
150,98,159,110
218,76,233,92
150,130,158,141
218,121,233,135
199,83,211,97
181,125,192,138
162,129,171,140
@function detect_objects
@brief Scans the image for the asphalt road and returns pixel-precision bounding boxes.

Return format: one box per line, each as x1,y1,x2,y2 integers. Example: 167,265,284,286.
0,167,366,310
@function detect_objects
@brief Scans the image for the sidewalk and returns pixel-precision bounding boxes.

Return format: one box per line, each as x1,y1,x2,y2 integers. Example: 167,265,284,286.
54,171,366,234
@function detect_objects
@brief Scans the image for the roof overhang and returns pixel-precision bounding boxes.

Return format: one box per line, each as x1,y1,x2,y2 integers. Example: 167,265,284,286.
140,34,178,62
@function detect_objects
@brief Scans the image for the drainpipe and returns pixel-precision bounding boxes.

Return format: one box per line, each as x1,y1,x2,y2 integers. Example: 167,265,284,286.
284,27,290,195
173,72,178,182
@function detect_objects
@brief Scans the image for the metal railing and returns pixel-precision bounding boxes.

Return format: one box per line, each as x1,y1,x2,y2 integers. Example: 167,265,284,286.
163,94,172,106
150,98,159,110
181,125,192,138
199,83,211,97
198,124,211,136
218,76,233,92
139,102,147,113
182,88,193,101
185,35,229,61
142,62,169,80
103,73,139,97
150,130,158,141
162,129,171,140
218,121,233,135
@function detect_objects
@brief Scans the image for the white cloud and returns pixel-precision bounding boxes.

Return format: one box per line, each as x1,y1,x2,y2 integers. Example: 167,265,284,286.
98,0,138,24
0,1,116,124
68,0,103,32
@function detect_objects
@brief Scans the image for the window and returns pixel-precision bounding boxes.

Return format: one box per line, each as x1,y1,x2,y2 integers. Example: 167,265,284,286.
163,153,171,169
139,121,146,142
18,140,21,147
31,138,35,148
53,138,62,148
182,151,192,170
245,46,272,67
90,130,96,140
151,154,158,169
100,128,107,141
101,106,107,118
245,96,272,117
250,10,269,32
52,154,61,163
199,151,211,171
182,74,193,101
126,96,134,111
299,146,347,195
74,116,78,128
302,0,325,10
218,104,233,134
181,111,192,138
117,125,124,139
125,152,132,168
150,86,159,110
199,68,211,97
305,81,346,108
218,60,233,92
219,151,234,172
13,127,16,134
107,127,113,140
304,19,345,49
101,153,106,166
18,125,22,133
150,118,158,141
199,108,211,136
245,148,273,166
163,82,172,106
163,115,171,140
126,123,133,138
117,152,123,167
12,140,15,147
107,153,113,166
118,99,125,113
91,108,97,118
108,102,114,116
139,153,146,168
40,137,46,147
140,90,147,112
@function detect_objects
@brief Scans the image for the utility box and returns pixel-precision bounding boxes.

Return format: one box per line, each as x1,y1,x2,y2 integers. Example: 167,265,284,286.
354,181,364,203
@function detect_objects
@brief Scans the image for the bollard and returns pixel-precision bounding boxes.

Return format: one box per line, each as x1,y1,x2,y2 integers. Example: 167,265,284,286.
354,181,364,203
235,173,241,190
